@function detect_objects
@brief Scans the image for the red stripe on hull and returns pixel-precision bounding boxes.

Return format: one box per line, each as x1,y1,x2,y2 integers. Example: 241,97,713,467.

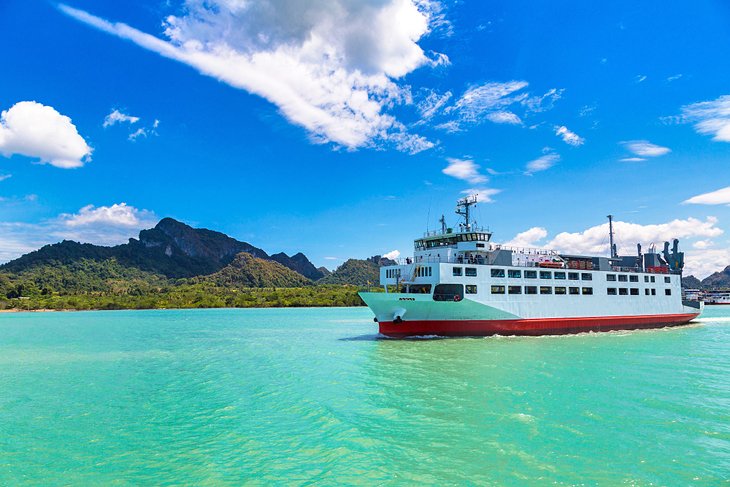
379,313,700,338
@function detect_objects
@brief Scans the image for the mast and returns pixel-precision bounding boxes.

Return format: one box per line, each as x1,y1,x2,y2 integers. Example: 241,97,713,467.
607,214,617,258
439,215,447,234
456,195,478,231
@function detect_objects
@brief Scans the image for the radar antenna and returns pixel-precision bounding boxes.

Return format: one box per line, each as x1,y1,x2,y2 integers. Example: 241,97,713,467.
456,195,478,231
607,214,617,258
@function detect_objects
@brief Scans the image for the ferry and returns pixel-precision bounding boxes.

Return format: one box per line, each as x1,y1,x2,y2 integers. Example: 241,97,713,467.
360,196,703,337
703,291,730,305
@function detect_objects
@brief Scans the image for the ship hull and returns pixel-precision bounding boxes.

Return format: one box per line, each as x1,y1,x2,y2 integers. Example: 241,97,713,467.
378,313,700,338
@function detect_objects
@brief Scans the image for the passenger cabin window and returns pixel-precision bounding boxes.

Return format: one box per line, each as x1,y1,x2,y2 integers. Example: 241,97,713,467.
607,288,617,295
581,273,593,281
650,276,656,283
651,289,656,295
554,272,566,280
619,288,628,295
582,287,593,295
664,276,671,284
665,289,672,296
629,275,639,283
490,285,505,294
568,272,579,280
630,288,639,295
466,285,478,294
408,284,432,294
645,289,650,295
569,287,580,295
607,274,616,281
525,270,537,279
508,286,522,294
540,286,552,295
491,268,505,278
453,267,462,276
540,271,552,279
465,267,477,277
555,286,567,295
433,284,463,301
525,286,538,295
644,276,649,283
508,269,521,278
618,275,628,282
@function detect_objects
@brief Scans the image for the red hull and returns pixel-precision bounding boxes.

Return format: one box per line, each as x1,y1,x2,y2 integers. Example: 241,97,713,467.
379,313,700,338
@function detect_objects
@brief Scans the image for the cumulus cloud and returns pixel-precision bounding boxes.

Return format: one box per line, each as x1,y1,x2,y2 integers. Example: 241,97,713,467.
622,140,670,157
460,187,500,203
680,95,730,142
0,203,159,263
103,109,140,127
382,249,400,260
525,151,559,175
60,2,442,153
442,157,488,184
683,186,730,206
554,125,584,146
504,217,725,277
486,111,522,124
0,101,92,168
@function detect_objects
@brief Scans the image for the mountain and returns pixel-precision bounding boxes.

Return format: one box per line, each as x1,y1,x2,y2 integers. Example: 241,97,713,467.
701,265,730,288
1,218,320,280
197,253,311,288
317,259,380,286
270,252,325,280
682,275,702,289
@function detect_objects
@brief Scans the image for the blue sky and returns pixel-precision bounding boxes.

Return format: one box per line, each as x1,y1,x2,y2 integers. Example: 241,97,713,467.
1,1,730,277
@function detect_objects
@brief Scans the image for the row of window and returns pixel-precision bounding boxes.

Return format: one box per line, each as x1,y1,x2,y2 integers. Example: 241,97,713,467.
385,269,401,279
414,266,432,277
491,285,594,295
607,288,671,296
453,267,477,277
607,274,672,284
488,269,593,281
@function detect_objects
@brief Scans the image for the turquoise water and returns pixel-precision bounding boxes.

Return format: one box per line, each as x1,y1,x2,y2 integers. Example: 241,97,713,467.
0,307,729,485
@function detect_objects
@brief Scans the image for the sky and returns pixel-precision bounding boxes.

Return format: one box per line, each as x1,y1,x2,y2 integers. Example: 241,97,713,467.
1,1,730,278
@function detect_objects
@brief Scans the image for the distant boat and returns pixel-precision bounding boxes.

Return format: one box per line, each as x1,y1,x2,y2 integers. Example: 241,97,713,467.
703,290,730,305
360,196,703,337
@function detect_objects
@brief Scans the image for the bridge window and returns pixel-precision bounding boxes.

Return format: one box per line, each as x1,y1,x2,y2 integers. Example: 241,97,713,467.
465,267,477,277
607,274,616,281
508,269,521,278
490,285,505,294
554,272,566,280
582,287,593,295
453,267,462,276
491,268,505,278
525,270,537,279
525,286,538,295
466,285,478,294
540,286,552,295
569,287,580,295
607,288,617,295
581,273,593,281
508,286,522,294
555,286,567,295
433,284,463,301
540,271,552,279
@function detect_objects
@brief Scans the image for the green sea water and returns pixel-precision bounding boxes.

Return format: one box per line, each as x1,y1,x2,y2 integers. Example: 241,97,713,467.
0,307,729,486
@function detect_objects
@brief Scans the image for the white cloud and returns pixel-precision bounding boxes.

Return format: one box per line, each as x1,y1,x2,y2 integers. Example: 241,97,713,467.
503,227,548,248
446,81,528,126
442,157,487,184
683,186,730,206
620,157,646,162
486,111,521,124
622,140,670,157
667,74,683,82
103,109,140,127
60,2,441,153
460,187,500,203
417,89,452,120
383,249,400,260
554,125,584,146
504,217,725,278
525,152,559,175
693,240,713,250
0,174,11,182
680,95,730,142
0,101,92,168
634,74,647,83
0,203,159,262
